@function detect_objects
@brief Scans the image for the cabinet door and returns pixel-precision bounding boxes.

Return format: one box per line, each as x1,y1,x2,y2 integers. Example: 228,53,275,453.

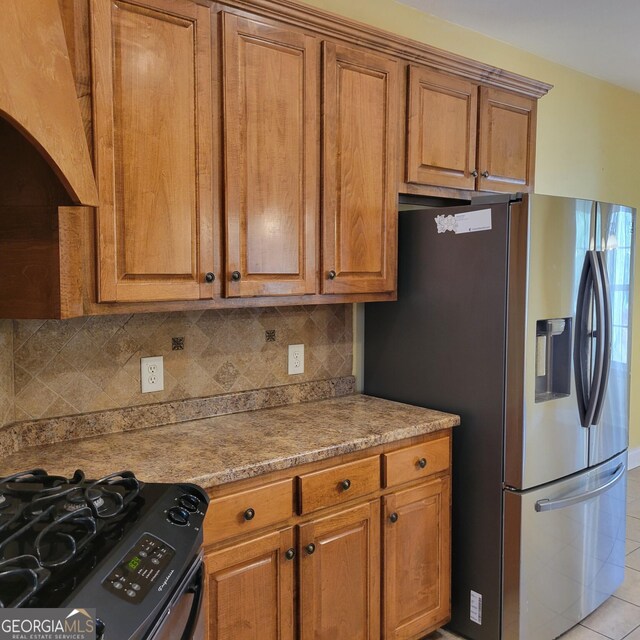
223,13,318,297
204,528,295,640
382,477,451,640
322,42,399,295
299,500,380,640
91,0,215,302
406,66,478,190
477,86,536,193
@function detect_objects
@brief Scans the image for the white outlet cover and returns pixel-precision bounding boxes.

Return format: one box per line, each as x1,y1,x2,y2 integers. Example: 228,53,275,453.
288,344,304,375
141,356,164,393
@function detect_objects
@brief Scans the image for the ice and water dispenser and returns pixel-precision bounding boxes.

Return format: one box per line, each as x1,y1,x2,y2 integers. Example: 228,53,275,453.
535,318,572,402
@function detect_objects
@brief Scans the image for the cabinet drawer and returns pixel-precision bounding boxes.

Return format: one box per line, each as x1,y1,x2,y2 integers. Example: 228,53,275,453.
298,456,380,514
204,478,294,544
383,437,450,488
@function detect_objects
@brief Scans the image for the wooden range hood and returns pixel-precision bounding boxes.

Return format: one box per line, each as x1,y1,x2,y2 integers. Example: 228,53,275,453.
0,0,98,319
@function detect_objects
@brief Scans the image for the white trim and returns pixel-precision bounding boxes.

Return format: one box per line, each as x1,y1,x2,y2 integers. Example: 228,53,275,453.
628,447,640,469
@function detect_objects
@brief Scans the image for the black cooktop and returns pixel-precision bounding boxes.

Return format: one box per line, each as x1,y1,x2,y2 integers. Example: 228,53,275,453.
0,469,156,608
0,467,207,626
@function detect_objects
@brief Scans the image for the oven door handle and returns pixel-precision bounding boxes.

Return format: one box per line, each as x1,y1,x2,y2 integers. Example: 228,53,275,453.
180,563,205,640
143,552,204,640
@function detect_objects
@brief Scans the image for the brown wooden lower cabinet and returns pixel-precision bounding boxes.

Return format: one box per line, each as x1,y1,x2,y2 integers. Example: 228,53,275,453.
299,501,380,640
382,477,451,640
202,432,452,640
204,528,295,639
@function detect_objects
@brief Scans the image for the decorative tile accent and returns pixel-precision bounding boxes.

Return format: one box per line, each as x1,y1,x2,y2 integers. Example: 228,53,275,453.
10,305,353,421
0,320,14,427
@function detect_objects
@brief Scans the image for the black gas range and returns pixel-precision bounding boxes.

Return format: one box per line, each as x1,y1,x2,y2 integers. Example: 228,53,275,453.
0,468,209,639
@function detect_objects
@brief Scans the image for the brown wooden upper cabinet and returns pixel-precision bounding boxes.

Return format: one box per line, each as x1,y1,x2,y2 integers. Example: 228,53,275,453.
407,65,537,193
322,42,400,295
406,67,478,190
477,86,537,192
222,13,318,297
79,2,546,309
91,0,215,302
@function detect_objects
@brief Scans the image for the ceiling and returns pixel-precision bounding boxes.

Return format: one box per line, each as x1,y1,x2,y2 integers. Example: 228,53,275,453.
397,0,640,93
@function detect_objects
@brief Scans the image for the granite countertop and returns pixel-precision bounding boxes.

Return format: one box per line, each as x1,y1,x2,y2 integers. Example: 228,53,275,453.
0,394,459,490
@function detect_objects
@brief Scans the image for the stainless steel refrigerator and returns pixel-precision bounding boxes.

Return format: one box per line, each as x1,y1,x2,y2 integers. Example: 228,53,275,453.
364,193,635,640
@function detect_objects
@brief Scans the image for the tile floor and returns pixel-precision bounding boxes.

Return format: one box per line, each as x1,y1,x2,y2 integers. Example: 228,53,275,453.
425,466,640,640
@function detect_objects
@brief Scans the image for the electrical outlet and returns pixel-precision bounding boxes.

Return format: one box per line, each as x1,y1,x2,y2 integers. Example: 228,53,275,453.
141,356,164,393
288,344,304,375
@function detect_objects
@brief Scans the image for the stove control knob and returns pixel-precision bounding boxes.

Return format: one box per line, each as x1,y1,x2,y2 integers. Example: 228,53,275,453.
167,506,190,526
179,494,200,512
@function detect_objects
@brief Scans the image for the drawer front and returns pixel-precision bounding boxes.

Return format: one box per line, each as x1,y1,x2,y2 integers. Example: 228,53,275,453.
383,436,450,488
205,478,294,544
298,456,380,514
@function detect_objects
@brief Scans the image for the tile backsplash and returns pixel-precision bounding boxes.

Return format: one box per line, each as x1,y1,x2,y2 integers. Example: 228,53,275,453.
4,305,352,423
0,320,13,426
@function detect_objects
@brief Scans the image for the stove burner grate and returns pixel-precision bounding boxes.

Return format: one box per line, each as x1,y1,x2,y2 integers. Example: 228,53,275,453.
0,469,143,607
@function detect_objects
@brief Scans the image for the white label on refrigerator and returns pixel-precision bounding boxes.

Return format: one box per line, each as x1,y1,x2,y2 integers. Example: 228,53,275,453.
434,209,492,234
470,590,483,625
455,208,492,234
434,214,456,233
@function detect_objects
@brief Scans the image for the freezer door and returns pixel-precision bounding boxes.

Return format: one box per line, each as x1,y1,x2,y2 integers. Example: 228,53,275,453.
502,452,626,640
589,203,634,466
507,195,591,489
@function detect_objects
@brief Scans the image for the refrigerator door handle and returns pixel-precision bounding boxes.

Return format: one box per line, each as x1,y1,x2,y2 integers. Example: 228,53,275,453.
534,462,625,512
586,250,607,426
573,251,606,427
592,251,612,425
573,253,592,425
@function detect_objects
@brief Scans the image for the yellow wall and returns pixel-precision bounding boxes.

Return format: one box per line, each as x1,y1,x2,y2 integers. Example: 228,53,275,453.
299,0,640,447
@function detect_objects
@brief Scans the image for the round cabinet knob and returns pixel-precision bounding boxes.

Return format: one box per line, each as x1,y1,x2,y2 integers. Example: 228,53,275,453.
471,169,478,178
328,270,336,280
285,548,296,561
243,508,255,521
417,458,427,469
389,512,399,523
305,543,316,555
204,272,215,283
340,479,351,491
179,495,200,512
231,271,241,281
167,506,190,526
481,171,490,178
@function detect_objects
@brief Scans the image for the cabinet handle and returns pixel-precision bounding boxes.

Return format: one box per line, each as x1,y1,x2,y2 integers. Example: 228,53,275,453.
481,171,490,178
285,548,296,560
340,479,351,491
471,169,478,178
243,508,255,521
204,272,215,283
231,271,241,281
417,458,427,469
328,270,336,280
389,512,399,523
305,543,316,555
